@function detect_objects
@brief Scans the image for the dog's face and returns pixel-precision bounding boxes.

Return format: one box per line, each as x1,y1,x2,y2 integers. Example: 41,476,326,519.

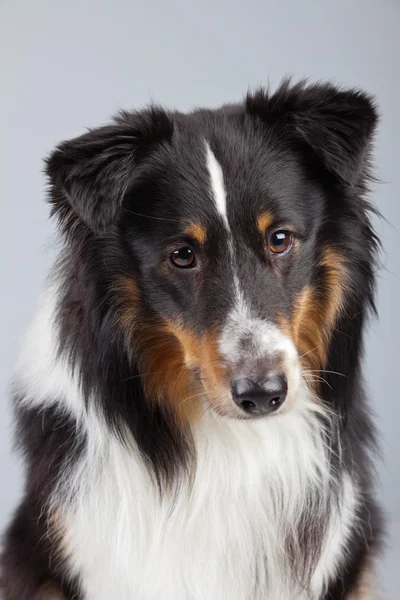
117,131,324,421
47,81,378,424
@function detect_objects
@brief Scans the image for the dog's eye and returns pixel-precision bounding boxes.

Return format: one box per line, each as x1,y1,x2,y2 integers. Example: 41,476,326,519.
269,231,293,255
170,246,196,268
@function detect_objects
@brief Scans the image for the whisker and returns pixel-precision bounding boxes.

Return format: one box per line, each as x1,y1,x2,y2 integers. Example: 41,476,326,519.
303,376,333,390
199,405,214,421
299,346,321,359
125,209,181,224
178,391,208,408
120,368,186,383
120,359,224,383
303,369,347,378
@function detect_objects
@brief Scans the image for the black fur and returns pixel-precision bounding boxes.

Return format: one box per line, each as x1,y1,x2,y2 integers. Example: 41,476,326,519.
1,403,84,598
1,79,383,599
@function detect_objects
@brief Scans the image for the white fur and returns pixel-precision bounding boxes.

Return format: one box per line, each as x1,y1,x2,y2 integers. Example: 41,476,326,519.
220,276,298,365
205,142,229,228
310,473,359,596
59,405,337,600
15,283,359,599
219,276,301,411
14,283,86,422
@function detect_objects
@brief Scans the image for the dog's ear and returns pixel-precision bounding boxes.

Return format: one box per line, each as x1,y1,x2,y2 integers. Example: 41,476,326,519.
246,80,378,185
45,107,173,233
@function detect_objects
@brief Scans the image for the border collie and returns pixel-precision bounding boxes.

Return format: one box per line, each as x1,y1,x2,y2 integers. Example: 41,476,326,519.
1,80,383,599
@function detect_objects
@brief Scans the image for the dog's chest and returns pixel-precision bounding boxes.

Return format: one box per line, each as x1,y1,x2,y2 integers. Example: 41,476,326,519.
61,413,356,600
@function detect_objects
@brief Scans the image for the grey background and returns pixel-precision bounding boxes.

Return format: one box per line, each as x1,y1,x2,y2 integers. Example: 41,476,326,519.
1,0,399,597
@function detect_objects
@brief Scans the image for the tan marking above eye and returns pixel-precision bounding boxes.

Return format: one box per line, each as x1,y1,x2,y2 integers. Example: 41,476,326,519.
256,211,274,235
184,222,207,245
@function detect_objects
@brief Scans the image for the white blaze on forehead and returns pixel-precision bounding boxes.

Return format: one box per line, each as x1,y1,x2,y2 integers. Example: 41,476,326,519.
205,142,229,228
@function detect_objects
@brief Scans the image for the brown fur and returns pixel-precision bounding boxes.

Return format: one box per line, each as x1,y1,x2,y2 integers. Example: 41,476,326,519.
0,579,65,600
117,246,347,415
116,275,230,424
37,581,65,600
184,222,207,245
47,510,71,571
278,247,347,378
346,563,380,599
256,211,274,235
137,320,202,424
116,244,348,418
117,275,140,335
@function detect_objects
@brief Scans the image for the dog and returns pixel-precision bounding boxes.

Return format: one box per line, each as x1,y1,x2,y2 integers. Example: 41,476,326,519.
0,79,383,599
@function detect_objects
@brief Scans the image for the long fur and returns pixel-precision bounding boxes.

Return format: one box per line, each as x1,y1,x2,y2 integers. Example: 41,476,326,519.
1,79,383,600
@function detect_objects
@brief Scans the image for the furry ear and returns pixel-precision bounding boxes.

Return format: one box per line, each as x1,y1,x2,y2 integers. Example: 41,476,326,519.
246,79,378,184
45,107,173,233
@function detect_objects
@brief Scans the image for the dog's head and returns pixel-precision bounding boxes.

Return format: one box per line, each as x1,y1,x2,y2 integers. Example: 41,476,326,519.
47,80,378,424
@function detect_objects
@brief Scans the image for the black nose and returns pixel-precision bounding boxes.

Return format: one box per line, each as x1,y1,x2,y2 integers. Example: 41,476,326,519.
232,375,287,416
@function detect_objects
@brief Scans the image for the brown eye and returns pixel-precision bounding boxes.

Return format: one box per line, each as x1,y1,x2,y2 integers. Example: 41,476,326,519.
269,231,293,254
170,246,195,268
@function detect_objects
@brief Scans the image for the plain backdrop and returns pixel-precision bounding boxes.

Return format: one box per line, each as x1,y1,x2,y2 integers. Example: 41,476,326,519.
1,0,399,597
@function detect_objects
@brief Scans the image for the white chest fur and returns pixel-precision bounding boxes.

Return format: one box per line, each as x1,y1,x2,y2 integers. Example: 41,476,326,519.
57,404,357,600
15,287,358,599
